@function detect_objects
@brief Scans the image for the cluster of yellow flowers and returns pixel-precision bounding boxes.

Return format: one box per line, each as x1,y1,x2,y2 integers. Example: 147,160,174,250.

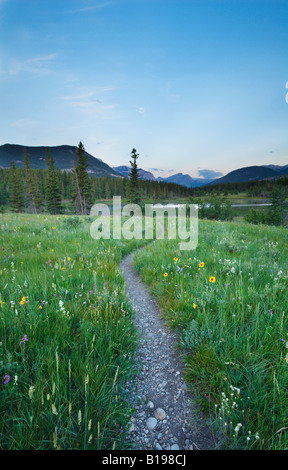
164,258,216,284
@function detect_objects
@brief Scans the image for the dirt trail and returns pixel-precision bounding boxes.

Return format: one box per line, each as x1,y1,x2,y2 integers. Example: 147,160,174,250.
121,250,216,451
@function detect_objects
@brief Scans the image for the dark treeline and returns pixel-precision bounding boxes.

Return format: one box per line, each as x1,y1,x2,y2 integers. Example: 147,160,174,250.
191,176,288,198
0,151,190,215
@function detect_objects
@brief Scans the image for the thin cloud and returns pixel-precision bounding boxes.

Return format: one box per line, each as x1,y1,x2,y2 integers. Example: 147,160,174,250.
26,54,58,64
2,53,58,78
67,2,115,14
149,168,175,173
137,106,146,115
68,100,108,108
63,98,118,120
61,92,96,101
60,86,118,101
198,169,223,179
149,168,164,172
11,119,41,129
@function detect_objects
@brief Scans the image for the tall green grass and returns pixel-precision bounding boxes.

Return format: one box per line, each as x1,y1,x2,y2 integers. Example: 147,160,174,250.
133,219,288,449
0,213,147,450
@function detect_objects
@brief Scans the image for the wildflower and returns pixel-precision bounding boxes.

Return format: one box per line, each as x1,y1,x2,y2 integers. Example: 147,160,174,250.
20,334,28,346
209,276,216,283
28,385,35,399
164,272,168,277
52,227,56,230
20,296,26,305
3,375,10,384
199,262,204,268
173,257,178,261
193,303,196,309
234,423,242,435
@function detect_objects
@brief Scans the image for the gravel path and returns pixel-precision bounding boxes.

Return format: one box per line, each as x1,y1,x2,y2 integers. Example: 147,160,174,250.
121,250,216,451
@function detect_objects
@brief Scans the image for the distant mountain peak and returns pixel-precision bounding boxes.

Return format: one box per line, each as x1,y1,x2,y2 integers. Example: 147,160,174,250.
113,165,155,181
209,164,288,185
0,143,122,178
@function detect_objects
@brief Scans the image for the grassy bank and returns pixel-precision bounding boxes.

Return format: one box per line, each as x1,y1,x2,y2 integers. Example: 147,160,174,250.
133,219,288,449
0,213,147,450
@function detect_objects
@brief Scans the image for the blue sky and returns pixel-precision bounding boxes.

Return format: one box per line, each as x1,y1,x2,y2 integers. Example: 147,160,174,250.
1,0,288,178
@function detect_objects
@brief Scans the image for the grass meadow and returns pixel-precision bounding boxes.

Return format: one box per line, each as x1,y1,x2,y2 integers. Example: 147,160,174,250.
0,213,147,450
133,219,288,449
1,213,288,450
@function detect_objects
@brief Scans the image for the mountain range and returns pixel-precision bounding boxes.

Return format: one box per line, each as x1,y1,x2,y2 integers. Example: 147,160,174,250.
0,143,122,178
113,165,156,181
208,164,288,185
113,166,214,187
0,143,287,188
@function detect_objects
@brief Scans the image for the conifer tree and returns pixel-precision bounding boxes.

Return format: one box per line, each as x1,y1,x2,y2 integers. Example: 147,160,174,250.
9,161,24,212
45,148,62,214
126,148,141,204
24,152,42,213
72,141,91,215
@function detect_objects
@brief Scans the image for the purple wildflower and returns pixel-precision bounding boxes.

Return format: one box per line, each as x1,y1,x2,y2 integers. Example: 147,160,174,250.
3,375,10,384
20,334,28,346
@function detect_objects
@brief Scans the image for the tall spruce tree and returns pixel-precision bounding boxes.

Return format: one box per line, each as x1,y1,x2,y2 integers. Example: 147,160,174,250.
9,161,24,212
72,141,91,215
45,148,62,214
24,152,42,213
126,148,141,204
